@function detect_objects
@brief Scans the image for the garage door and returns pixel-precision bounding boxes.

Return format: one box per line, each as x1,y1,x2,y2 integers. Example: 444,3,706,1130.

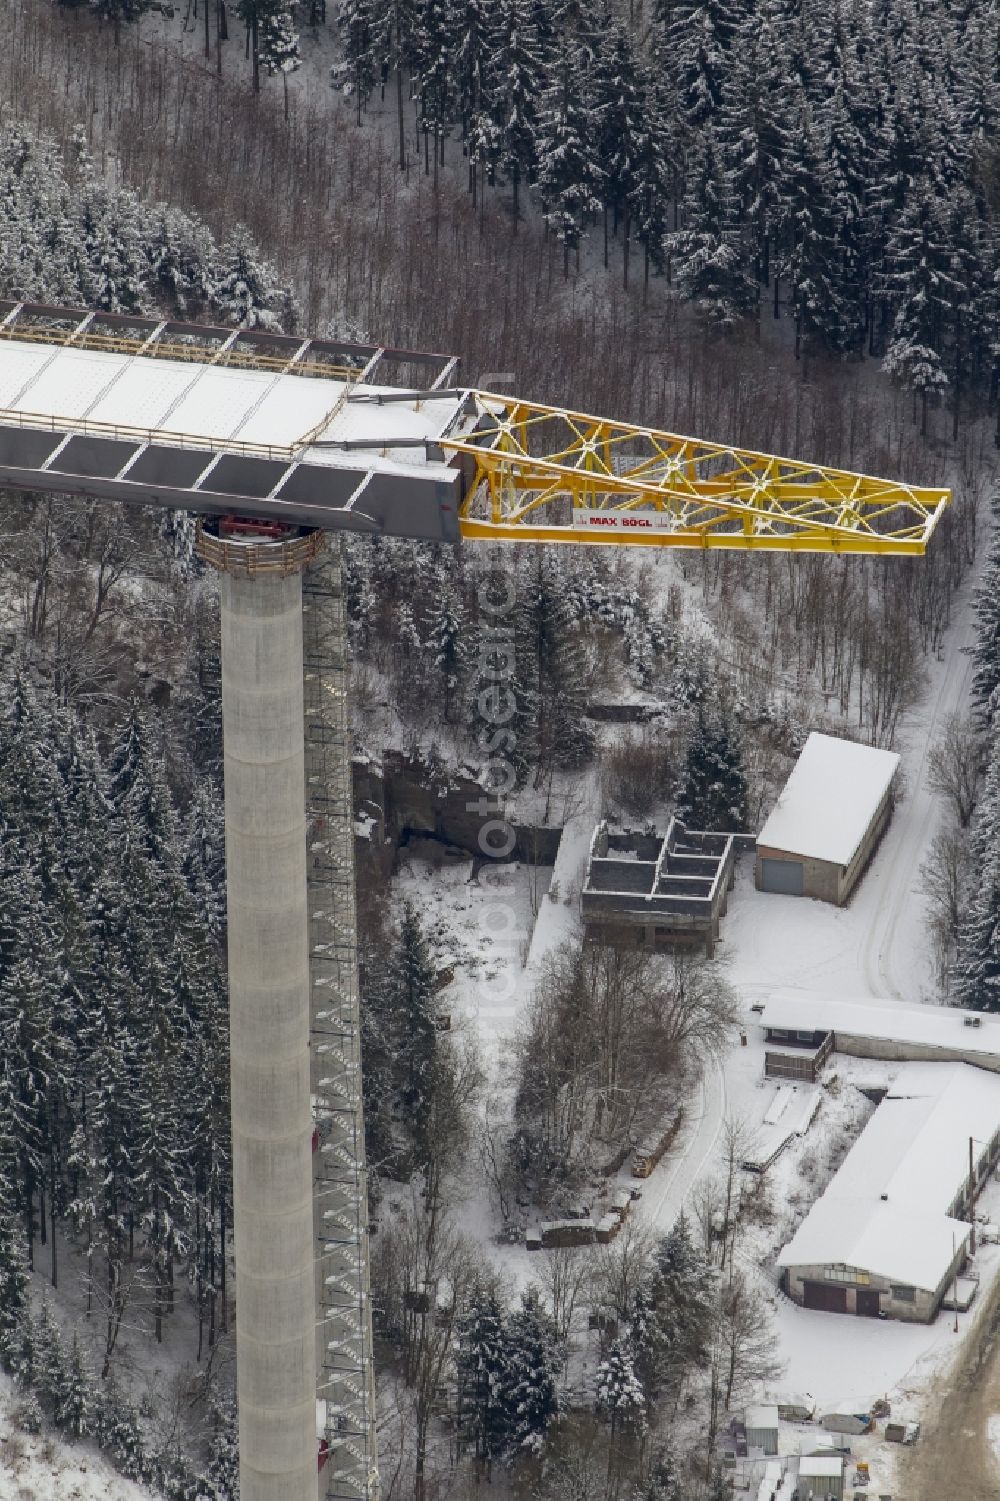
803,1280,847,1313
761,858,805,896
857,1289,881,1317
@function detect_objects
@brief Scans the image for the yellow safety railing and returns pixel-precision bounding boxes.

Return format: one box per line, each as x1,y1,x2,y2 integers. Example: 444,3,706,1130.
0,322,363,381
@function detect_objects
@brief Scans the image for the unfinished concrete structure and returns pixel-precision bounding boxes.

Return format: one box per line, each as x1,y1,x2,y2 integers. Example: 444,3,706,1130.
581,818,736,956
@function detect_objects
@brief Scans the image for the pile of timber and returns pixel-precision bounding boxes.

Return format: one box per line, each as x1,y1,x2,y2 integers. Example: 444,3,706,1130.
527,1186,637,1251
632,1108,683,1179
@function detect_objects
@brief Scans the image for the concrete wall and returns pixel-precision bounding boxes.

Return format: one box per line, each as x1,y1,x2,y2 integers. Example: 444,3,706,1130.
353,751,563,864
832,1032,1000,1075
836,787,894,902
220,571,316,1501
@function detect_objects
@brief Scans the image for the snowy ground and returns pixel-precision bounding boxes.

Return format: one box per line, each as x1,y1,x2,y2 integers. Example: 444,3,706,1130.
389,553,996,1467
0,1370,153,1501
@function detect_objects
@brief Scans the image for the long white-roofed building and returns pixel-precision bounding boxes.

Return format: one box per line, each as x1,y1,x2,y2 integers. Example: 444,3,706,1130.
756,731,900,903
778,1063,1000,1320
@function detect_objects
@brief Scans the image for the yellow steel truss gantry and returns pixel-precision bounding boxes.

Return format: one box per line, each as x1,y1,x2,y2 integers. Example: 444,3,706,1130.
445,393,951,555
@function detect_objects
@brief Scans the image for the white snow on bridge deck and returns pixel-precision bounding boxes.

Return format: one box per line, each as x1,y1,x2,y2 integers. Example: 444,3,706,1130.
0,335,470,465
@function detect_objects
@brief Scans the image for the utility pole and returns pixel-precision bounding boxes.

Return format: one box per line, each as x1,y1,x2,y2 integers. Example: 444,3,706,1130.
952,1231,959,1334
969,1136,977,1255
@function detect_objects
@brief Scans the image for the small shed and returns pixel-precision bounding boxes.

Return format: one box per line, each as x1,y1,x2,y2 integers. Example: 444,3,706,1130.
798,1454,845,1499
756,732,899,905
744,1403,779,1454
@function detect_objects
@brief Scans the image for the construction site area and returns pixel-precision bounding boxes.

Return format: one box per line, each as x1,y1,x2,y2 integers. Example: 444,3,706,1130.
1,292,994,1501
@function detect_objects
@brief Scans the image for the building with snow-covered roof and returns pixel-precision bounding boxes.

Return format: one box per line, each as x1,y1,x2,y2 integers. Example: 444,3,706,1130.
755,732,899,904
778,1063,1000,1321
797,1455,845,1499
756,991,1000,1075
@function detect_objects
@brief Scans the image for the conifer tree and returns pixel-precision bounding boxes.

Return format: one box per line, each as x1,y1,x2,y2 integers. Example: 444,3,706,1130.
457,1280,513,1468
953,735,1000,1013
675,711,749,830
516,550,594,783
595,1339,646,1432
776,101,847,360
590,18,646,271
76,186,150,314
34,1299,68,1415
632,77,673,286
670,126,756,325
385,902,438,1165
971,497,1000,725
94,1378,150,1481
535,45,603,273
423,565,470,719
412,0,454,171
260,0,301,118
0,1098,28,1368
213,225,293,330
496,0,544,219
56,1334,93,1438
882,185,957,431
636,1444,684,1501
668,0,739,133
452,0,491,158
340,0,382,120
719,4,789,287
649,1211,717,1386
504,1286,562,1453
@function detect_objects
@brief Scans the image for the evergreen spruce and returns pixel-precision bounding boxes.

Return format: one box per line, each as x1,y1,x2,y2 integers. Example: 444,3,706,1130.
496,0,544,219
56,1334,93,1438
972,497,1000,725
670,126,756,325
457,1280,513,1468
953,735,1000,1012
649,1212,717,1385
675,712,749,830
0,1098,29,1367
595,1338,646,1432
882,186,956,432
516,550,595,782
504,1286,562,1454
386,902,438,1166
535,44,603,272
635,1444,684,1501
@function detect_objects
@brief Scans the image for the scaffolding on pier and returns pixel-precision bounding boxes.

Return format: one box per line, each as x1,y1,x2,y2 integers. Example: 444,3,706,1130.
303,542,379,1501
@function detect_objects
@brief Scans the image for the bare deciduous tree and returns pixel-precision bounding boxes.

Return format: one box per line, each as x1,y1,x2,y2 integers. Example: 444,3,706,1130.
927,712,986,828
512,944,738,1196
591,1220,655,1326
920,824,973,987
705,1270,783,1455
539,1244,598,1345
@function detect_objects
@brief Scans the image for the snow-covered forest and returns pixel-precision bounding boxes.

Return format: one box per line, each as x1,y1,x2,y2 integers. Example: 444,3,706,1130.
0,0,999,1497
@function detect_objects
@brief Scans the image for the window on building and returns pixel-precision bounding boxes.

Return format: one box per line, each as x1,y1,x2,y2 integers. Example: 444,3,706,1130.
824,1264,870,1285
890,1285,915,1302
